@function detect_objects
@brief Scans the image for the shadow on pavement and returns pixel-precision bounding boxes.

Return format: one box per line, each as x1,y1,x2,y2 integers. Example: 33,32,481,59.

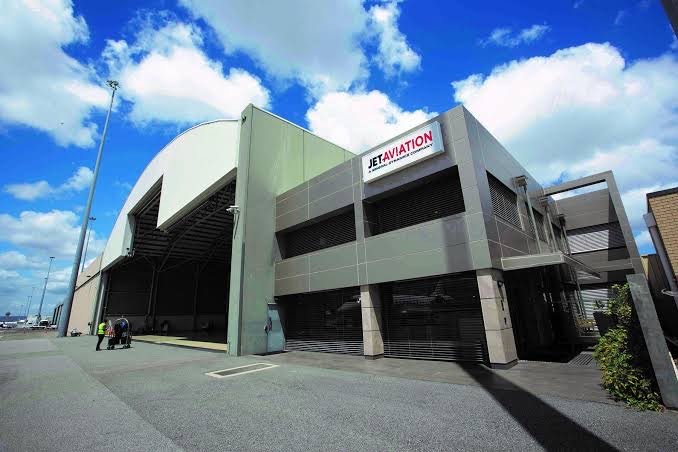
464,366,619,451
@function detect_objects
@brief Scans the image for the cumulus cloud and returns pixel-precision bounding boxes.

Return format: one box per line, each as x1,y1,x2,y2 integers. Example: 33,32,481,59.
0,0,109,147
306,90,434,153
0,209,105,259
179,0,369,95
0,251,44,270
4,167,93,201
367,0,421,76
103,19,270,125
451,42,678,251
480,24,550,48
180,0,419,95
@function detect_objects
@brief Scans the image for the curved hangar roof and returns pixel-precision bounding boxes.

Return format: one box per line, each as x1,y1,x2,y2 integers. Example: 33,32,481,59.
101,119,240,271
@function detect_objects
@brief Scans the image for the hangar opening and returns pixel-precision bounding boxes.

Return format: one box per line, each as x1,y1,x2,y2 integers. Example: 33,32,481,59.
102,179,236,343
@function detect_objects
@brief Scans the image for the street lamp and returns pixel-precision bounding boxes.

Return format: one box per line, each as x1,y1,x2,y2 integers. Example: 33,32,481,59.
25,287,35,319
58,80,119,337
81,216,96,273
36,257,55,324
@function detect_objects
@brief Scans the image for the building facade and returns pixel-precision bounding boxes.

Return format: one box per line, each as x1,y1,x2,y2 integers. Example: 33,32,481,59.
74,104,642,368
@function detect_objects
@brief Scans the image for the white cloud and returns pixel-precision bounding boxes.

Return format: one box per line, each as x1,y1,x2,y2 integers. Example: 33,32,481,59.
4,167,93,201
0,209,105,259
179,0,370,96
0,251,44,270
451,42,678,246
480,24,550,48
634,230,653,252
103,20,270,125
367,0,421,77
306,90,434,153
0,0,109,147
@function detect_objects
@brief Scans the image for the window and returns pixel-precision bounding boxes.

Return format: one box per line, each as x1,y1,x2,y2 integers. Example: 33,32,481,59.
366,167,465,235
488,173,520,227
279,209,356,258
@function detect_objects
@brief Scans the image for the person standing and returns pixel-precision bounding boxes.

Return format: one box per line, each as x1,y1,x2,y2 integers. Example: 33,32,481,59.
96,321,106,351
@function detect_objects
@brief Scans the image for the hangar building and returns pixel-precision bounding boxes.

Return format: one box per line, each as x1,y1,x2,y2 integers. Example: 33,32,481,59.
71,104,642,368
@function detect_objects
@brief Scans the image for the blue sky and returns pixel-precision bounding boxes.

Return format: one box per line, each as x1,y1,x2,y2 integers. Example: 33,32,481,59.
1,0,677,316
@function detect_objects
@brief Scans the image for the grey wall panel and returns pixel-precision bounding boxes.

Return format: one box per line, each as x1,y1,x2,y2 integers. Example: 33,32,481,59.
568,222,625,253
308,186,354,219
365,241,475,284
310,266,360,292
574,247,631,264
308,168,353,202
275,275,310,296
308,243,359,273
306,160,352,187
364,215,468,262
275,255,309,279
496,220,530,254
275,205,309,232
276,187,308,217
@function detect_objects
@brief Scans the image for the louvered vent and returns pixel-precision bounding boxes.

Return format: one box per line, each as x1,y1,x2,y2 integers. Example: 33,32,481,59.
281,209,356,259
568,222,625,254
381,273,488,363
278,287,363,355
488,173,520,228
369,167,465,235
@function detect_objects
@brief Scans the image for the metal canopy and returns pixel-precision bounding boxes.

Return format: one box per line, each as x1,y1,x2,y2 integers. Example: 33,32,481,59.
131,180,236,270
500,251,600,278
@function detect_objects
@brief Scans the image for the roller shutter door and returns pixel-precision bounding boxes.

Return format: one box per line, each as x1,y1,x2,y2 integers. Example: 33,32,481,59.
568,222,625,254
382,274,488,362
279,287,362,355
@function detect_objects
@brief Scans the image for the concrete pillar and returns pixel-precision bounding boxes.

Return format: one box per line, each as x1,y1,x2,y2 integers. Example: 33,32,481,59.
360,285,384,359
477,269,518,368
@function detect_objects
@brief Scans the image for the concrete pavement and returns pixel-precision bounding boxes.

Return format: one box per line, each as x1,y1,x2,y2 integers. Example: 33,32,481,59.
1,335,678,451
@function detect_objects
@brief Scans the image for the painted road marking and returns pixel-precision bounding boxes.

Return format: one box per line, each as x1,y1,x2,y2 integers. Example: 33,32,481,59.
205,362,278,379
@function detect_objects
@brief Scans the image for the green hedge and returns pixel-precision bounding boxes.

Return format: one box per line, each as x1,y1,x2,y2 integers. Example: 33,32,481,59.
593,284,662,411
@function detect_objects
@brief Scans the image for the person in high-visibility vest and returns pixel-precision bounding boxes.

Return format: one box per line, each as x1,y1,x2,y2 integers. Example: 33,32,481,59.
96,321,106,351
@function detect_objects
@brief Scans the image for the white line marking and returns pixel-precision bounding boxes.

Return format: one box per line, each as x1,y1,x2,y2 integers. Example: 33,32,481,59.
205,363,278,379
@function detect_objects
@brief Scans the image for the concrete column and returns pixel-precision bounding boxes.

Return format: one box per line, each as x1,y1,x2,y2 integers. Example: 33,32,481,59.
477,269,518,368
360,284,384,359
627,274,678,409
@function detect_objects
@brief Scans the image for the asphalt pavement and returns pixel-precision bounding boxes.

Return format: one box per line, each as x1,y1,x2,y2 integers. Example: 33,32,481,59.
1,335,677,451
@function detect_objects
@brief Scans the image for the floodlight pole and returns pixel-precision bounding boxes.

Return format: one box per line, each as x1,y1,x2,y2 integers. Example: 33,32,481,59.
25,287,35,319
81,216,96,273
58,80,118,337
36,256,55,324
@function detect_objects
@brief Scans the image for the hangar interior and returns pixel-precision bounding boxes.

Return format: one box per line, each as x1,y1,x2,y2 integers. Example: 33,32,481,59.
103,179,236,341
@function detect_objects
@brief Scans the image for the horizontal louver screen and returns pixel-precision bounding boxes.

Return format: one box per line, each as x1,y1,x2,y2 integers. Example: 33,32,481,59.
282,210,356,258
382,274,488,362
488,173,520,228
278,288,363,355
371,168,465,235
568,222,625,254
580,284,614,329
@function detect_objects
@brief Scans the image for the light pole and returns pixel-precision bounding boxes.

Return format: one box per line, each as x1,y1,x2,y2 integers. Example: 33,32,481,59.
58,80,118,337
25,287,35,319
36,257,55,324
81,216,96,273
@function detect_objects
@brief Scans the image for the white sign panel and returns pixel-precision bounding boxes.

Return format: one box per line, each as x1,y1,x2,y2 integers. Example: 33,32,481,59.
362,122,444,183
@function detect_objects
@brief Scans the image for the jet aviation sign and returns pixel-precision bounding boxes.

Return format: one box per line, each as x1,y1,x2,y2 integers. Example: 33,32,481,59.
362,122,444,183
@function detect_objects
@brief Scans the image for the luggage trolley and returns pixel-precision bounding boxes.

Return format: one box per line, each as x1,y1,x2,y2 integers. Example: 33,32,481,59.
107,317,132,350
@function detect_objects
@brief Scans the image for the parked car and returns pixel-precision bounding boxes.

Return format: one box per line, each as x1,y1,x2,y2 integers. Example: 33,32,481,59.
31,320,51,329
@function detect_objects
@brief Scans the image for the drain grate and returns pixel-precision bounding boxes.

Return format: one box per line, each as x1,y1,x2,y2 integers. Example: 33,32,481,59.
205,363,278,379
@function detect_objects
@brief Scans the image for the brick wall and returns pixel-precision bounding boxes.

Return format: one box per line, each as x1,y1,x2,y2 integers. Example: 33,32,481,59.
649,192,678,278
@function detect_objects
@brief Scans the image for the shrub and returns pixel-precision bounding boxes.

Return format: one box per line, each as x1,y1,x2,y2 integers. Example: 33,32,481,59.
593,284,662,411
